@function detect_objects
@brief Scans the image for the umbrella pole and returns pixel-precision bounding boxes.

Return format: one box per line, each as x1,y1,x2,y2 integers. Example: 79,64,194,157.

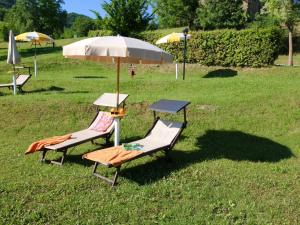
116,57,120,108
34,43,37,78
183,34,187,80
114,57,121,146
12,64,17,95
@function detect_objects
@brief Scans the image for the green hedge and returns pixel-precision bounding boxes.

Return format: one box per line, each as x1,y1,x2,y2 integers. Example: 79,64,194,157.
0,22,9,41
88,29,115,37
87,28,283,67
139,28,282,67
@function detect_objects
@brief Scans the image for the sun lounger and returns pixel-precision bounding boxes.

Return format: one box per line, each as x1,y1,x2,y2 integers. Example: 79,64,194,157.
83,99,190,186
0,66,32,93
38,93,129,165
0,74,31,92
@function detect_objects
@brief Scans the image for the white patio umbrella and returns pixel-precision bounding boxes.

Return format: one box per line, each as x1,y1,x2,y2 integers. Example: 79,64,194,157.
63,36,173,146
7,30,21,95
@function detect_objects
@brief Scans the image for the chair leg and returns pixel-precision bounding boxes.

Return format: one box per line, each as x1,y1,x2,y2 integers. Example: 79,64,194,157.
50,150,67,166
93,162,121,187
40,150,47,162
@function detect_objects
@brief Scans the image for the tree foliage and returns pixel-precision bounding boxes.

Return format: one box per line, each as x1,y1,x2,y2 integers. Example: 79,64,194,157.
102,0,153,36
154,0,199,28
0,0,16,8
195,0,246,30
4,0,66,37
71,16,95,37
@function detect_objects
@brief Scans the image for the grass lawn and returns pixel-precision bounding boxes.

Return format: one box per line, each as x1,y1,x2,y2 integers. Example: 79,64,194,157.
0,39,299,225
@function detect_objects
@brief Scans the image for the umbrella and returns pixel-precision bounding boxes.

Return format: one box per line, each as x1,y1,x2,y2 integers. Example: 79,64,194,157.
156,32,191,45
15,31,54,77
7,30,21,95
63,36,173,146
156,31,191,80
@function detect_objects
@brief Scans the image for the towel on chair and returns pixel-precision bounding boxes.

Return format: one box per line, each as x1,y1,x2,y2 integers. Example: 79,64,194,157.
90,112,114,132
25,134,72,155
83,146,142,167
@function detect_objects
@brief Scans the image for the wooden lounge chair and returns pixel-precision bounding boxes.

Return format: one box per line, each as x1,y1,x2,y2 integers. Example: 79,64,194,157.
39,93,129,166
0,74,31,92
83,99,190,186
0,66,32,93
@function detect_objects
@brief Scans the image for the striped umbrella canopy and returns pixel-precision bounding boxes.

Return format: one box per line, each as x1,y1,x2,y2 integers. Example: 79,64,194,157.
15,32,54,77
15,31,54,43
156,32,191,45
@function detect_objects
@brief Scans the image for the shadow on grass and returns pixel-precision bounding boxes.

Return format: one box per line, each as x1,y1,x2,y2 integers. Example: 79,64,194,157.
121,130,293,185
0,46,62,61
23,86,90,95
24,86,65,93
204,69,238,78
73,76,107,79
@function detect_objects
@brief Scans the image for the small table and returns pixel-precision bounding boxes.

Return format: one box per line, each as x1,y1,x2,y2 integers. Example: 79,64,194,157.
149,99,190,124
93,93,129,108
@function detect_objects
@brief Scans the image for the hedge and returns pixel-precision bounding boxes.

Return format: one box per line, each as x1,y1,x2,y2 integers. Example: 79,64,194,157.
139,28,283,67
88,29,115,37
0,22,9,41
87,27,283,67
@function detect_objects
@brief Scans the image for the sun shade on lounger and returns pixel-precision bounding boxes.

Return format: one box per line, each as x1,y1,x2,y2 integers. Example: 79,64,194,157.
83,99,190,187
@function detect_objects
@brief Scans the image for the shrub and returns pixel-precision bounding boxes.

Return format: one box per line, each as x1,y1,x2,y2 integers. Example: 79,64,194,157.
88,29,115,37
140,28,283,67
0,21,9,41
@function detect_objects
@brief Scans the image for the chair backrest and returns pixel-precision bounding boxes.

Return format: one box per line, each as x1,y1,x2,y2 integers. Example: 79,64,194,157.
16,75,30,86
146,119,183,145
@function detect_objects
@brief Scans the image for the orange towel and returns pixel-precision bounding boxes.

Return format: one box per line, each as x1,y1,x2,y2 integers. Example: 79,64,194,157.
25,134,72,155
83,146,142,167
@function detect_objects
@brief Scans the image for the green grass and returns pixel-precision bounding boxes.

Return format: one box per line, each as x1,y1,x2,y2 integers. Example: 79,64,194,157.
0,39,300,225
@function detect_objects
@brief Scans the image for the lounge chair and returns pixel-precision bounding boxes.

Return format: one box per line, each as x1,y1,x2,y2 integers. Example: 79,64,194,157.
0,74,31,92
0,66,32,93
38,93,129,165
83,99,190,187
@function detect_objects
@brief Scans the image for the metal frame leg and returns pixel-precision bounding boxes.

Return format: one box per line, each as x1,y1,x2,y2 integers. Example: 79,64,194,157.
93,162,121,187
50,150,67,166
40,150,47,162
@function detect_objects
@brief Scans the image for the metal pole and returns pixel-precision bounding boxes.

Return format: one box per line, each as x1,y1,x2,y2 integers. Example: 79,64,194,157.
175,61,178,80
183,34,187,80
12,65,17,95
34,43,37,78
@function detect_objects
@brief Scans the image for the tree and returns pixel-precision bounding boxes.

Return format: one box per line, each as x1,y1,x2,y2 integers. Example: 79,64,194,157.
102,0,153,36
0,0,16,8
4,0,67,37
262,0,300,66
71,16,95,37
195,0,246,30
154,0,199,28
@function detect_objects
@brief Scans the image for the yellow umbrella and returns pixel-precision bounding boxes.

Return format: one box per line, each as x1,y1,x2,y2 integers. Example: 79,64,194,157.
156,30,191,80
15,31,54,77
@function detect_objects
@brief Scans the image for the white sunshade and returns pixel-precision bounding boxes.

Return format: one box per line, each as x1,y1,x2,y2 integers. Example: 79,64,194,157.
63,36,173,64
7,30,21,65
